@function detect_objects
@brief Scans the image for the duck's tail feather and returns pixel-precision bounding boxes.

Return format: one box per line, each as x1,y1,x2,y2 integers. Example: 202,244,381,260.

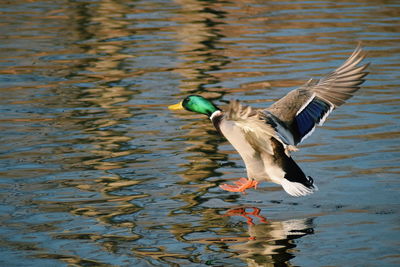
280,176,318,197
269,137,318,197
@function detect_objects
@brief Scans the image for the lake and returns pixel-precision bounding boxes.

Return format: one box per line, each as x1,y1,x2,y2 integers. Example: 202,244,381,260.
0,0,399,266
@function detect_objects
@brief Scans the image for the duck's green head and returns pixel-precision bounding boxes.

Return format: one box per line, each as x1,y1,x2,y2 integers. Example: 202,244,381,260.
168,95,219,117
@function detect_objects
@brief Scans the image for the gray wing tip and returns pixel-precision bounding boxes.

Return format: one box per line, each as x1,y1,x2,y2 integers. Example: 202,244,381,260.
353,42,368,58
335,44,369,73
309,45,370,107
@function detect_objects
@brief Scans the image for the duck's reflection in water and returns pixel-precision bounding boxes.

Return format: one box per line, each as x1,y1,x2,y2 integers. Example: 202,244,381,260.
195,207,314,266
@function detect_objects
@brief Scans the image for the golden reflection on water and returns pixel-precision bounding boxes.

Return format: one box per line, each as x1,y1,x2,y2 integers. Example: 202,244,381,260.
51,0,155,239
0,0,148,262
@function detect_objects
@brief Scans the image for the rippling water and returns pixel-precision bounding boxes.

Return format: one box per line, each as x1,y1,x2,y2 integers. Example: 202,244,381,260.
0,0,399,266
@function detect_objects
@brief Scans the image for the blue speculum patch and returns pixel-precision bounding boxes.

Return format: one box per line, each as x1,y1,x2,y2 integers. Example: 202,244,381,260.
295,98,332,140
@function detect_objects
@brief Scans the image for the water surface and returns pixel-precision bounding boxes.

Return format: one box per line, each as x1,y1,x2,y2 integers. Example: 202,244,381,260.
0,0,399,266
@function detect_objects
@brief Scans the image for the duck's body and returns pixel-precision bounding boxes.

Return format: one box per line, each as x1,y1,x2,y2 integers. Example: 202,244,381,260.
169,46,369,196
214,106,315,196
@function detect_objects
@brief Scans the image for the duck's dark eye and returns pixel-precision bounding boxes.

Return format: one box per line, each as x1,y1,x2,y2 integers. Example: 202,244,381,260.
182,97,190,107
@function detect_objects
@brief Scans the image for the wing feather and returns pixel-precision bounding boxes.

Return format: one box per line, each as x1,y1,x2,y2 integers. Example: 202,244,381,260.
266,45,369,145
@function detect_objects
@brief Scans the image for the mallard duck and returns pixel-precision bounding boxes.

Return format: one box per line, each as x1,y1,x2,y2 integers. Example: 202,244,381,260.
169,46,368,196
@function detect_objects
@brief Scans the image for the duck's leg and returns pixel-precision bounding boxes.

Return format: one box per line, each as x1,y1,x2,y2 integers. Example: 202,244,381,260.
219,178,259,194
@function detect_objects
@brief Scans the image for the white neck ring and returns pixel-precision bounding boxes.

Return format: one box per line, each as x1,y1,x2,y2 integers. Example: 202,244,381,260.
210,110,222,120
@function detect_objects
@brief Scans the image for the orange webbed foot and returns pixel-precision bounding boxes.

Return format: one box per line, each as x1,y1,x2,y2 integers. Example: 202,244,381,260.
219,178,259,194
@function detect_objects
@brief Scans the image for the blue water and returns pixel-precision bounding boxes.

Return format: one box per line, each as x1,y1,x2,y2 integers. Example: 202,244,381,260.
0,0,399,266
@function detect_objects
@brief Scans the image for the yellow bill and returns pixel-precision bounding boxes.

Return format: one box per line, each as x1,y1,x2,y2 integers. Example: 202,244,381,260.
168,101,184,110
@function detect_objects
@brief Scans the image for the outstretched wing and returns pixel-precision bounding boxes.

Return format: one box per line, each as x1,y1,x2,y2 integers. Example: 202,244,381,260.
266,45,369,145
